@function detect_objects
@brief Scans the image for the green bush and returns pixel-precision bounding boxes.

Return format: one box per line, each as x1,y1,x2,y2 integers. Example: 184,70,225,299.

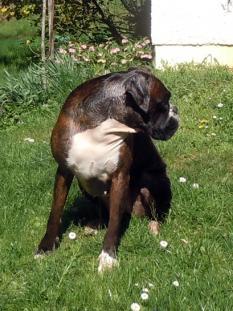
0,37,152,128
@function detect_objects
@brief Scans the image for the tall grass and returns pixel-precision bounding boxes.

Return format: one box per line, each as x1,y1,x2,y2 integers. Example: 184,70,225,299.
0,18,39,84
0,56,96,127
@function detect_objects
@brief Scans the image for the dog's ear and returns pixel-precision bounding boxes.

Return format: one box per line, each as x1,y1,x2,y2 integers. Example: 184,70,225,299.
124,73,150,113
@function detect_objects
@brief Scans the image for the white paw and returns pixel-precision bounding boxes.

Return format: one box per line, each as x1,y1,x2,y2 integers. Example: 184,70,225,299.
98,250,119,273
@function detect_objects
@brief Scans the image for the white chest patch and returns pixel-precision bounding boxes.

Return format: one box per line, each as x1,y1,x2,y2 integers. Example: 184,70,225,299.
67,119,136,196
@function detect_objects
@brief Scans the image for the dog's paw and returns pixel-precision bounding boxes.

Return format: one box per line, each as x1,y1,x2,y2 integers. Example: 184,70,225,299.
35,236,59,258
98,250,119,273
148,220,160,236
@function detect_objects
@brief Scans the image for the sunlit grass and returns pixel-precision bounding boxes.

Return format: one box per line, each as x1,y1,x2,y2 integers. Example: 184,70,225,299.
0,18,39,83
0,65,232,310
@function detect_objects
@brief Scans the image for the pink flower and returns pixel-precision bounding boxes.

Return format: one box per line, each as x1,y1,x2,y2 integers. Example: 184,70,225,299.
68,48,76,54
89,46,95,52
141,39,151,47
135,43,143,49
140,54,152,60
110,47,120,54
80,44,87,50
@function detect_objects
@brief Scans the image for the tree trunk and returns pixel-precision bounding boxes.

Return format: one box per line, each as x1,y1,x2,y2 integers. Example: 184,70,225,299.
91,0,123,43
48,0,55,59
41,0,46,61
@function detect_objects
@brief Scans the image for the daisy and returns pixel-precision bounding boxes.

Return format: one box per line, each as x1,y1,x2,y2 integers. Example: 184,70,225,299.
68,232,76,240
179,177,187,183
141,292,149,300
131,303,140,311
172,280,179,287
160,240,168,249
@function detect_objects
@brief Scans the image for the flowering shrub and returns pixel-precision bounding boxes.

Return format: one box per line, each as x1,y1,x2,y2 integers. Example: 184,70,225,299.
0,4,36,20
55,37,153,75
0,36,153,128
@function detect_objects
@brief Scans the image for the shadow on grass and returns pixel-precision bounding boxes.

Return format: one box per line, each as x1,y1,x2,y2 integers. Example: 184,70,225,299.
59,195,131,244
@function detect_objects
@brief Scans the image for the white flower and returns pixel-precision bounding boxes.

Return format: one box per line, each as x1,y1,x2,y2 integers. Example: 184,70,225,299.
131,302,141,311
121,59,127,64
110,47,120,54
122,38,129,44
179,177,187,183
142,287,149,293
217,103,223,108
68,232,76,240
24,137,35,143
213,115,217,119
192,183,199,189
82,56,90,62
108,289,112,299
140,54,152,60
143,39,151,45
141,292,149,300
172,280,179,287
97,59,106,63
160,240,168,249
211,133,216,136
148,282,154,288
58,47,67,54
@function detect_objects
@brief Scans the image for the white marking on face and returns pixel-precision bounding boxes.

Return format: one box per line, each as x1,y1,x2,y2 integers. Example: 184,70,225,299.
67,119,136,196
98,250,119,273
160,106,179,130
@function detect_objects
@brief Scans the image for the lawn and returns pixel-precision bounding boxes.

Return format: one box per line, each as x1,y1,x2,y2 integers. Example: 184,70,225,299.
0,65,232,310
0,18,39,83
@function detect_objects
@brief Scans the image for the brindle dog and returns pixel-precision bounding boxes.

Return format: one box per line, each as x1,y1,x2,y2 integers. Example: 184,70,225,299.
36,68,179,272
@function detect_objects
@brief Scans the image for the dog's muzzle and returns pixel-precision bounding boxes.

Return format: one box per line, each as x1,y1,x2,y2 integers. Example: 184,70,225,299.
152,105,179,141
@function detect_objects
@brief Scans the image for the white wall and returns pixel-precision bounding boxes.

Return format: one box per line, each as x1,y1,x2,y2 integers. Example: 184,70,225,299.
151,0,233,67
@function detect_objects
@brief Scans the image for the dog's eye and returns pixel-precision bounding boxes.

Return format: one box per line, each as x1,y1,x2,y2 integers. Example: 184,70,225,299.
157,101,169,113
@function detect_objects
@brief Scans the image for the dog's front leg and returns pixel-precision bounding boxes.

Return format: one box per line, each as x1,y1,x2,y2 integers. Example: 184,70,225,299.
36,166,73,256
98,170,130,273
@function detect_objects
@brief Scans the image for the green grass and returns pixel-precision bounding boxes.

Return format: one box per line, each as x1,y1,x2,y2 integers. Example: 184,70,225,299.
0,18,39,83
0,65,233,310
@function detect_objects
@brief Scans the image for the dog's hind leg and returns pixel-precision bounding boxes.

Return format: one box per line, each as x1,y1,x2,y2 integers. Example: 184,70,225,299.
131,168,172,235
144,169,172,222
36,166,73,256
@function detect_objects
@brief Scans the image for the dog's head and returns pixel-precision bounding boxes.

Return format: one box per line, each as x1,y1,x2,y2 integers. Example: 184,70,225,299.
124,69,179,140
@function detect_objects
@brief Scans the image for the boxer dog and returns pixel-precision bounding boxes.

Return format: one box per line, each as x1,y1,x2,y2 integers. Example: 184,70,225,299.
36,68,179,272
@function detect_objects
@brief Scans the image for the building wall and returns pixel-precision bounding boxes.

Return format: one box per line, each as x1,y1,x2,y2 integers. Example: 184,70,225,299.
151,0,233,67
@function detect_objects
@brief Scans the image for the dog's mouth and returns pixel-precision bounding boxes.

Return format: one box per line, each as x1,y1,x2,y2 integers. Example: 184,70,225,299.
151,105,179,141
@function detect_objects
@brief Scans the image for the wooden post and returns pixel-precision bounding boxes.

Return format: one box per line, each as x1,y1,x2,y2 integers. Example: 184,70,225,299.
48,0,55,59
41,0,46,62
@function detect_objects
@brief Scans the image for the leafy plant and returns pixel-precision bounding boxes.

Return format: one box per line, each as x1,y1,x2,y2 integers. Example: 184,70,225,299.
0,37,152,128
